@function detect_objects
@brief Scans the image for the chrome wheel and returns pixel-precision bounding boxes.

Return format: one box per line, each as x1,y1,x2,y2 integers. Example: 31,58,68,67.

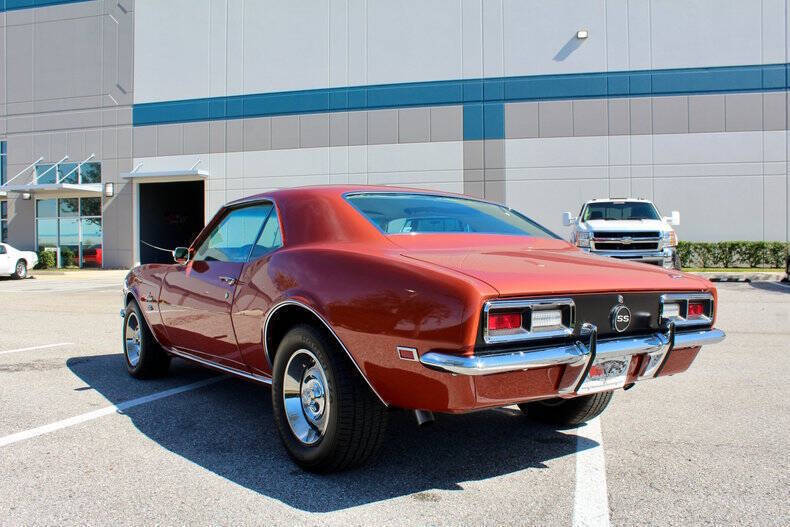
125,312,142,367
15,261,26,278
283,349,330,445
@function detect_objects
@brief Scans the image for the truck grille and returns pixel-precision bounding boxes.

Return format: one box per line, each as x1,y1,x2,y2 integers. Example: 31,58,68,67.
592,231,660,252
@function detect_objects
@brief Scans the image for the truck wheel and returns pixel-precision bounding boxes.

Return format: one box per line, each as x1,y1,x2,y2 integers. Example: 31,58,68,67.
12,260,27,279
518,391,613,426
123,300,170,379
272,324,388,472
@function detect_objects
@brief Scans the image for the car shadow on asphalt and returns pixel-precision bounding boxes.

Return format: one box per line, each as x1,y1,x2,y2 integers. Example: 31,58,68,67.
748,281,790,294
67,354,594,513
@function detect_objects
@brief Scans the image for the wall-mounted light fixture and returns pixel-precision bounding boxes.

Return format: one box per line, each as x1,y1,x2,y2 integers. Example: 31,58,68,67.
576,29,589,39
104,182,114,197
21,193,32,200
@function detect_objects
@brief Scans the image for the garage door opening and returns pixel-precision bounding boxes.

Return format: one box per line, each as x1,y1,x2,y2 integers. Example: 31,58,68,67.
139,181,204,264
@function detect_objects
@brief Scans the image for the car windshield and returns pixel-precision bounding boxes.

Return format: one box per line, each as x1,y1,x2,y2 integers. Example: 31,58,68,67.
582,202,660,221
346,193,558,238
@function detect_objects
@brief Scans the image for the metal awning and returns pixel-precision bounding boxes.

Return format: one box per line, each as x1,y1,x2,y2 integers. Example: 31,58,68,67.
0,183,102,198
121,168,209,181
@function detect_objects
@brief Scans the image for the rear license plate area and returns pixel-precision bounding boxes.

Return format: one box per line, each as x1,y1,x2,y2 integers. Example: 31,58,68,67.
577,355,633,394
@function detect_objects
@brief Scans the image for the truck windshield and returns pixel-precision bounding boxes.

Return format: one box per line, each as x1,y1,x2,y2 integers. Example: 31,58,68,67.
582,202,660,221
346,193,558,238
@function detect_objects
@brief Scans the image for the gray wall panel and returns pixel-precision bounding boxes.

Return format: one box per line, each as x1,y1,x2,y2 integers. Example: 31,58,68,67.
539,101,573,138
398,108,430,143
300,113,330,148
271,116,300,150
725,93,763,132
652,96,689,134
183,122,209,154
368,109,398,145
573,99,608,137
689,95,725,133
243,118,271,151
505,102,539,139
763,92,787,132
430,106,462,142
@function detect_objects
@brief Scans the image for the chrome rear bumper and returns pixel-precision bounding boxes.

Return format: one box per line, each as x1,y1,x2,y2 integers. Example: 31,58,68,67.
419,326,725,379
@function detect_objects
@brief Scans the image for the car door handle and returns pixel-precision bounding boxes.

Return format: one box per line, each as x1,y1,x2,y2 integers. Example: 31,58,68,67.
219,276,237,286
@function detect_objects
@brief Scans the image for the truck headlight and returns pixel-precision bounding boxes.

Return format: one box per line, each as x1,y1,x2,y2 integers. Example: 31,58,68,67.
662,231,677,248
576,231,591,248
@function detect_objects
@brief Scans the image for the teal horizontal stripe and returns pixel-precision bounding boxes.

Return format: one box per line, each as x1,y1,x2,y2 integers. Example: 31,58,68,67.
0,0,92,12
134,63,790,140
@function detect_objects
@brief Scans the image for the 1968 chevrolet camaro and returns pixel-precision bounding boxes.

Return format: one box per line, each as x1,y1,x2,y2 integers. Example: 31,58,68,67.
122,186,725,471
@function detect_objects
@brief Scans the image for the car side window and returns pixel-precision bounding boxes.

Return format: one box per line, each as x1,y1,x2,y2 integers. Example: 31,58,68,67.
0,245,5,254
193,204,273,263
249,208,283,260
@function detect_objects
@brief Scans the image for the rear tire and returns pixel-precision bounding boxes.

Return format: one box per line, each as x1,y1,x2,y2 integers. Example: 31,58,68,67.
272,324,388,472
123,300,170,379
11,260,27,279
519,391,613,426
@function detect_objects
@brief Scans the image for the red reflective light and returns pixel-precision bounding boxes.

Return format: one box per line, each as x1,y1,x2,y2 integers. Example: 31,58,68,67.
688,302,705,318
488,312,522,331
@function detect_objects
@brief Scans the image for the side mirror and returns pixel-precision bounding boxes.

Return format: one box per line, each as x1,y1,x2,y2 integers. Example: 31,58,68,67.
562,212,575,226
663,211,680,226
173,247,190,264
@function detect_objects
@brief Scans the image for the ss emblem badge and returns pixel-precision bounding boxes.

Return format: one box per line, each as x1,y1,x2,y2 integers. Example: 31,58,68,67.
610,304,632,333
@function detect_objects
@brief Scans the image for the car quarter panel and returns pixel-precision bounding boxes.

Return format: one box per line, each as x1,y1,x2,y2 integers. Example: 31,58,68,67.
232,244,497,410
125,265,172,348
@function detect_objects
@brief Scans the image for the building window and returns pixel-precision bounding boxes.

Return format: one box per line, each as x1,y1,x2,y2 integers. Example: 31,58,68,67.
1,141,6,242
34,161,101,185
36,197,102,268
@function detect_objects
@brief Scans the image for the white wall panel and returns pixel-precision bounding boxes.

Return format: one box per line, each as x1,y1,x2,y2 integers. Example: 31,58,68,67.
366,0,462,85
506,137,608,168
650,1,762,69
242,1,330,94
503,0,607,75
134,0,211,103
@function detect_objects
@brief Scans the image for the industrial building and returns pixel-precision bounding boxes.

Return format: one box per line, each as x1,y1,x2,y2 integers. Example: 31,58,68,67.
1,0,788,268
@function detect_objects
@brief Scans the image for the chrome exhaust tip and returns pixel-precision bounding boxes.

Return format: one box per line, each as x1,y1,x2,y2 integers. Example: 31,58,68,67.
414,409,435,426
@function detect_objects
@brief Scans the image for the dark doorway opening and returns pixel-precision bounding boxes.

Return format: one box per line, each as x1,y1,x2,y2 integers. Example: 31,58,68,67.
139,181,205,264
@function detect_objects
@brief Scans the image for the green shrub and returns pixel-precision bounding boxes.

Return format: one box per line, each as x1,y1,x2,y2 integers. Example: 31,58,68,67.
35,249,56,269
712,242,739,268
61,247,76,268
694,243,717,268
674,241,789,268
738,241,767,268
676,241,694,267
766,242,788,268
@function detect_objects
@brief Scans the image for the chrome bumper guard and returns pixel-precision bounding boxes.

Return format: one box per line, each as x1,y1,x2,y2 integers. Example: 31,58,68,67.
419,325,725,387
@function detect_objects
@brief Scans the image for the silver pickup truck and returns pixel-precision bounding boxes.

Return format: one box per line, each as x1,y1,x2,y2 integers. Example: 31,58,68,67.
563,198,681,270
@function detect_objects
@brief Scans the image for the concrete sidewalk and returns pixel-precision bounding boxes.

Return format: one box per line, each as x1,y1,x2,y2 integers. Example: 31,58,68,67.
688,271,786,282
28,269,130,281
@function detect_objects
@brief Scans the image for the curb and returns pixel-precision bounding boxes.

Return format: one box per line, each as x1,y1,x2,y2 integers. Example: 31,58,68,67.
688,272,786,283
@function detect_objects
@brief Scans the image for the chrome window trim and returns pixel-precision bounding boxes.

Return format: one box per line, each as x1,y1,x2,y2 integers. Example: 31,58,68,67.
659,292,714,328
482,297,575,344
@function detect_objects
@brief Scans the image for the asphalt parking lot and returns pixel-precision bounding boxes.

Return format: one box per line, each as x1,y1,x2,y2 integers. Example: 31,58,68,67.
0,272,788,526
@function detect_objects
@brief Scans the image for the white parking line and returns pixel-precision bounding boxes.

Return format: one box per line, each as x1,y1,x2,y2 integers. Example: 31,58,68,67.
0,376,227,448
0,342,74,356
573,417,610,527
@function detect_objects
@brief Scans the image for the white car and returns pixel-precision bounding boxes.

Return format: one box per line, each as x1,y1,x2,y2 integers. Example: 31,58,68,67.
562,198,681,269
0,243,38,279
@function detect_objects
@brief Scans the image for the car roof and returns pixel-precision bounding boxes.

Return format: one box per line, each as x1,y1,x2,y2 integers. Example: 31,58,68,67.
216,185,502,247
224,184,468,206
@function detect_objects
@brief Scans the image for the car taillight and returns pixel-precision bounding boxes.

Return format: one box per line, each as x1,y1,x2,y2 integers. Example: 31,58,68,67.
488,312,522,331
687,301,705,318
531,309,563,330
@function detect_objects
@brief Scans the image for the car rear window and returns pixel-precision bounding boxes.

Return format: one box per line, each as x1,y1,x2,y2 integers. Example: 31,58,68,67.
346,193,558,238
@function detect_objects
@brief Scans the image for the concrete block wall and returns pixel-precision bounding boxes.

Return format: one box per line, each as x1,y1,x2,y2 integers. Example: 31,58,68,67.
2,0,789,269
132,0,790,247
0,0,135,267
